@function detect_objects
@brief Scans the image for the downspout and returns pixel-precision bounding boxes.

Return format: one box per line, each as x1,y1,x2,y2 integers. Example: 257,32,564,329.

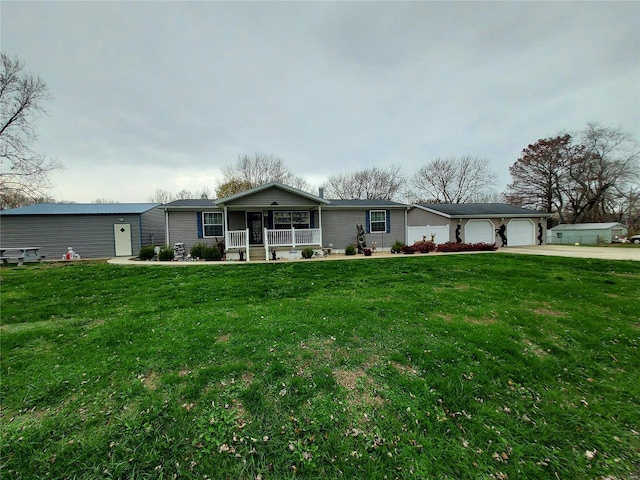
165,208,170,246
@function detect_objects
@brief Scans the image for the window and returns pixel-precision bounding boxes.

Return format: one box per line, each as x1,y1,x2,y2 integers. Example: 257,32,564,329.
203,212,223,237
369,210,387,232
273,211,310,229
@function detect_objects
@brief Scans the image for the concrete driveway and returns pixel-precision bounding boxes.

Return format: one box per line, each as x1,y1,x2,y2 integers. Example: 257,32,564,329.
497,245,640,262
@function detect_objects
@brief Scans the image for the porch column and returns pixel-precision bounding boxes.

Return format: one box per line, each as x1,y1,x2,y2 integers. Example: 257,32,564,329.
264,227,270,262
291,227,296,248
245,228,250,262
223,206,229,251
318,206,323,246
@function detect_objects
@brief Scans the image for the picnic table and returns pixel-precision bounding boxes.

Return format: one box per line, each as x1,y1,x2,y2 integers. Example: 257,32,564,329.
0,247,44,266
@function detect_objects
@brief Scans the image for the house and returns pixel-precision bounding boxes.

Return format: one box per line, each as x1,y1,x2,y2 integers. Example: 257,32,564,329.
163,181,408,261
548,222,628,245
407,203,552,247
0,203,165,259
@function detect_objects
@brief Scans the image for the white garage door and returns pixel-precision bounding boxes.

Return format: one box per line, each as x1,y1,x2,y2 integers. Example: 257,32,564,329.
465,220,494,244
508,219,535,246
407,226,450,244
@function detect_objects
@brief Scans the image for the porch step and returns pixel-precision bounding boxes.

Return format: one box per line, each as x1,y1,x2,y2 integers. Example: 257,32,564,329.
248,247,266,261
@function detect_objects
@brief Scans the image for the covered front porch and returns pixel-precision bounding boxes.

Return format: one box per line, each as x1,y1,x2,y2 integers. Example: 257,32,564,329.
215,181,331,261
226,225,323,261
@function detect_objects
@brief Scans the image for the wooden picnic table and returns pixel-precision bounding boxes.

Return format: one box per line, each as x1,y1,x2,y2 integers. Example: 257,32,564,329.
0,247,44,266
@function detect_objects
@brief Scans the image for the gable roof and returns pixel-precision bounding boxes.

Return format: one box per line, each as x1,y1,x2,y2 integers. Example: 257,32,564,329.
412,203,551,218
0,203,160,216
550,222,627,231
326,199,407,208
215,181,330,205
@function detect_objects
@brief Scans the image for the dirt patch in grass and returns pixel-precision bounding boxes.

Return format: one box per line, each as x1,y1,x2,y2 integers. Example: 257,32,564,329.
216,334,230,343
523,338,548,357
139,372,159,390
334,368,384,408
391,361,419,376
463,315,496,325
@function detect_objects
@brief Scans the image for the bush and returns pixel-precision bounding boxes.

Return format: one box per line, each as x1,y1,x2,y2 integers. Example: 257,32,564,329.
401,245,415,254
301,247,314,259
436,242,497,253
158,245,175,261
202,245,221,261
138,245,156,261
345,244,356,256
391,241,405,253
411,240,436,253
190,242,208,260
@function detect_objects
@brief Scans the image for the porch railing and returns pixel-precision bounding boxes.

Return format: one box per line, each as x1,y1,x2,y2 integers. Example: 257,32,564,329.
225,229,250,261
265,228,322,260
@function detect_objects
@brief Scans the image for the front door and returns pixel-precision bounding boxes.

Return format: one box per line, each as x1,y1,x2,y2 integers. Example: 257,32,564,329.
248,212,263,245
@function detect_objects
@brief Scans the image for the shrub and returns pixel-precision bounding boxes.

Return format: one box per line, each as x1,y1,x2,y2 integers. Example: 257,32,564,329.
391,241,405,253
345,244,356,256
158,245,175,261
190,242,208,259
436,242,497,253
411,240,436,253
301,247,314,259
401,245,415,254
202,245,221,261
138,245,156,261
363,248,372,256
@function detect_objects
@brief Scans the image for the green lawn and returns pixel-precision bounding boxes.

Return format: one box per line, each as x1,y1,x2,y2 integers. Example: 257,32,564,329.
1,254,639,479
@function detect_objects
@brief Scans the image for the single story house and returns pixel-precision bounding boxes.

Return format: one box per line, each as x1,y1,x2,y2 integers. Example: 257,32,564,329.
163,181,407,261
407,203,552,247
548,222,628,245
0,183,556,262
0,203,165,259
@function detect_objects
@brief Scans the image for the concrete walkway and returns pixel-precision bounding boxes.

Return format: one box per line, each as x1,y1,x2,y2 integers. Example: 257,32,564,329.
108,245,640,265
497,245,640,262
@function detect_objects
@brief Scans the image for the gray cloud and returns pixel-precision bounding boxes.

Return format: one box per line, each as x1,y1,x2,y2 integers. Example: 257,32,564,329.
2,1,638,202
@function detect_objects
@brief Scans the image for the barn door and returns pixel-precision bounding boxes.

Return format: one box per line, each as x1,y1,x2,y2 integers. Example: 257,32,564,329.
114,223,132,256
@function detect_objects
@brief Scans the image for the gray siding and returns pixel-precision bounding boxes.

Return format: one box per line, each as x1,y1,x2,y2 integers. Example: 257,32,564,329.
225,187,318,207
140,207,166,246
322,208,406,251
0,214,145,259
167,211,200,250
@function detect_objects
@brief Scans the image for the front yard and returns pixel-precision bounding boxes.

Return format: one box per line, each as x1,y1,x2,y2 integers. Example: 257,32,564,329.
1,255,639,479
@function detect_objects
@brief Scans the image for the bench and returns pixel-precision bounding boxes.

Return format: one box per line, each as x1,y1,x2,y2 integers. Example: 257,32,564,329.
0,247,44,266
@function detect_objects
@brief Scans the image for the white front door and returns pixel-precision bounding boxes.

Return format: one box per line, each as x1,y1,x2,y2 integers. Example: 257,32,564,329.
114,224,132,256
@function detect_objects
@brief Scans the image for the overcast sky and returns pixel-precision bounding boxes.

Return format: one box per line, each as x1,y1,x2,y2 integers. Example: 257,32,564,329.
2,1,639,203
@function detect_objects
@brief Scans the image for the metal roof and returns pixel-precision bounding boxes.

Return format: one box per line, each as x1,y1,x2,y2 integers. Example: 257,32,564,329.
0,203,160,216
326,199,407,208
413,203,550,218
550,222,627,231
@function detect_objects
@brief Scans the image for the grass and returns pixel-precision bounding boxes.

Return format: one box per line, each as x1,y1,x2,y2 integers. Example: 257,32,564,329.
1,254,639,479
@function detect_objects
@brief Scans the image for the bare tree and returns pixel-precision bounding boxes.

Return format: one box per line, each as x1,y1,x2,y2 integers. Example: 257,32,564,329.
148,188,174,204
411,156,497,203
505,125,639,223
0,53,61,208
322,165,405,200
221,153,297,187
564,123,639,223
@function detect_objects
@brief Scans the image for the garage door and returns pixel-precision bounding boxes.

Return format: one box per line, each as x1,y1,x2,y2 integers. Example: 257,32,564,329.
508,219,535,246
464,220,494,244
407,225,450,245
